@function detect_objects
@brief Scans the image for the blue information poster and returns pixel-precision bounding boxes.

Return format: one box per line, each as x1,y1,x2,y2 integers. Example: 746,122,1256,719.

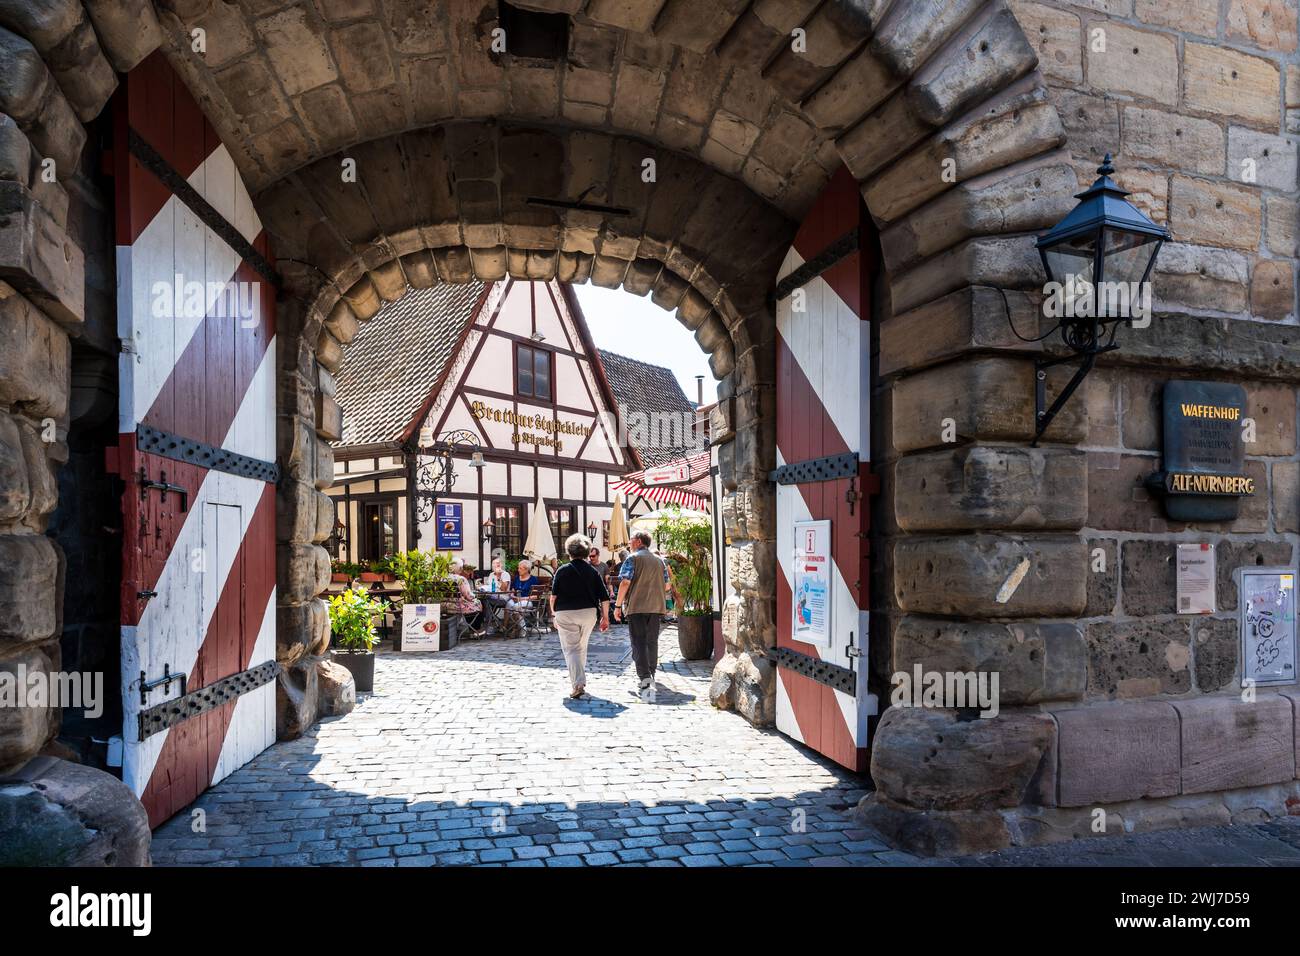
792,519,831,646
435,502,463,550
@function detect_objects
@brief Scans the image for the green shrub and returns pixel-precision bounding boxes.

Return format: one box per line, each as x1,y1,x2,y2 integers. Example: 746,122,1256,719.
388,549,459,604
327,586,389,651
654,507,713,615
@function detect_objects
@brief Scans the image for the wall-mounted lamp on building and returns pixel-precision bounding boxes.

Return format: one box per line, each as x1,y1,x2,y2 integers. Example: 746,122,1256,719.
469,450,485,469
529,330,546,342
1028,154,1170,445
586,520,598,540
481,519,495,543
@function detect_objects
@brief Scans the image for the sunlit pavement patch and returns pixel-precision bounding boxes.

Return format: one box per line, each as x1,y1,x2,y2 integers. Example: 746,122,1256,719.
150,626,1300,867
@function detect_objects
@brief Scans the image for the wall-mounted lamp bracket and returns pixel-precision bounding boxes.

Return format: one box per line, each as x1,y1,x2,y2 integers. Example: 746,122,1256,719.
1032,343,1118,446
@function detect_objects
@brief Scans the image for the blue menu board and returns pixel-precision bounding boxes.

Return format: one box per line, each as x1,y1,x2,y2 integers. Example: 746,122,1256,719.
435,502,463,549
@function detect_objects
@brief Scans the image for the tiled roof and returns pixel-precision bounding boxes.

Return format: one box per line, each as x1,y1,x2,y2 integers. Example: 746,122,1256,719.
333,282,487,449
598,349,702,467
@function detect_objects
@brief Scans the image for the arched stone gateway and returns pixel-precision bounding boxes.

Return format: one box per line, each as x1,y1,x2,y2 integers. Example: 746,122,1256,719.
3,0,1298,863
258,119,797,735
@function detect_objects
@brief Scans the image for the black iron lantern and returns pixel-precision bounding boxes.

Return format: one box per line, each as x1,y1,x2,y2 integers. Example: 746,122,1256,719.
1030,154,1170,444
481,518,495,543
1037,154,1168,308
586,520,598,540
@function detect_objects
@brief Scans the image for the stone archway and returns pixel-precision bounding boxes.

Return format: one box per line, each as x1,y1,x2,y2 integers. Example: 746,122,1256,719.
0,0,1094,859
256,118,795,731
162,1,1073,752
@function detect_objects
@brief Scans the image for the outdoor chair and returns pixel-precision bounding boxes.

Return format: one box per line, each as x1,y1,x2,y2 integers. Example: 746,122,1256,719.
519,583,552,637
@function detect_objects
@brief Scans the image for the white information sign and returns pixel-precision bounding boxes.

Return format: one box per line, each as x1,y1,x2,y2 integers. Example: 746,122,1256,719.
1176,543,1216,615
400,603,442,653
1239,567,1297,686
643,462,690,486
792,519,831,646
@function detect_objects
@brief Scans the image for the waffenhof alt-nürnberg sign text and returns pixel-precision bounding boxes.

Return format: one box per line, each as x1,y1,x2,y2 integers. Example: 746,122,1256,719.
1149,381,1253,521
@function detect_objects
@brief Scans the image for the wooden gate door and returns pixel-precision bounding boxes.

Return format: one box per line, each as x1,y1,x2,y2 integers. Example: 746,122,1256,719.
112,53,279,826
773,166,878,773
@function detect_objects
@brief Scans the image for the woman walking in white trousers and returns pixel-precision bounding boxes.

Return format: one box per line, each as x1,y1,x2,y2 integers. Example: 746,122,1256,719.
548,533,610,698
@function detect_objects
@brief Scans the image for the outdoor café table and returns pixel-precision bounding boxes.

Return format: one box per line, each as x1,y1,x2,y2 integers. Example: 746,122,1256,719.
477,589,512,635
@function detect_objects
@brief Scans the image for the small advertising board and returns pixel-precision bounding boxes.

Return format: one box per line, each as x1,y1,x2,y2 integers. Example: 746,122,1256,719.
435,502,462,550
400,603,442,653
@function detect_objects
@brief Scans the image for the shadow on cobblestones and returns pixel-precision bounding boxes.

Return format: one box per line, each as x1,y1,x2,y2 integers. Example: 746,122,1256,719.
150,625,881,866
148,625,1300,867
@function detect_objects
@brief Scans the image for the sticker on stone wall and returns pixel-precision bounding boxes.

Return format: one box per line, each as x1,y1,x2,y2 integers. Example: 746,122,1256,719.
1239,567,1297,687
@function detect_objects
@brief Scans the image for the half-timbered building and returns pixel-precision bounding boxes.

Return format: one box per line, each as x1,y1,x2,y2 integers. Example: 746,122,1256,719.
326,277,704,570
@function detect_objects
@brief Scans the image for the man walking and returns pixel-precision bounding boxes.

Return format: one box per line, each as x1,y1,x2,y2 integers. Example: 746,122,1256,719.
614,531,669,702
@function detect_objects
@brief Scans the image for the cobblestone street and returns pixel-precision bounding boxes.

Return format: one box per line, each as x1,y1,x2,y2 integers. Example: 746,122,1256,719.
151,627,1300,867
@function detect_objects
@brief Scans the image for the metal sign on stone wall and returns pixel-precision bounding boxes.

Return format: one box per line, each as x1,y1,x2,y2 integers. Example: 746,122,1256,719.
1147,381,1253,521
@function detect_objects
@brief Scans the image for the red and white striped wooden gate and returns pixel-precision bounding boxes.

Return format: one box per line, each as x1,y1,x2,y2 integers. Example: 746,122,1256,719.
112,54,279,826
773,167,878,773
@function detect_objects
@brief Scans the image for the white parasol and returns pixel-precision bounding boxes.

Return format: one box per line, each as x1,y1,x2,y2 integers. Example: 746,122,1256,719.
522,496,557,561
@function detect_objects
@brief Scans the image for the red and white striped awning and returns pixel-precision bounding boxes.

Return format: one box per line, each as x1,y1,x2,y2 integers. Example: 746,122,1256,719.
612,450,712,510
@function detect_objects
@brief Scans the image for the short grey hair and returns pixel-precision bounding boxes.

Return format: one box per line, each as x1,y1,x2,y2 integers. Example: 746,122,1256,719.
633,530,652,547
565,533,592,561
449,558,464,572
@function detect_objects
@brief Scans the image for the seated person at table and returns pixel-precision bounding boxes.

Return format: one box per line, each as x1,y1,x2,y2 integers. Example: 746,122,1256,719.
486,556,512,593
446,558,484,634
509,560,540,608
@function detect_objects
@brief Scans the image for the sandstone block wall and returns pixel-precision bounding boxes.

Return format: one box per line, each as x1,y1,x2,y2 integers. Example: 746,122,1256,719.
866,1,1300,853
0,0,162,865
2,0,1298,860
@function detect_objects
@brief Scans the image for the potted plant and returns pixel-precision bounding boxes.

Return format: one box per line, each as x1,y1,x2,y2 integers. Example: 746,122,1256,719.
388,549,459,651
655,507,715,660
327,585,389,692
331,560,362,583
359,555,399,582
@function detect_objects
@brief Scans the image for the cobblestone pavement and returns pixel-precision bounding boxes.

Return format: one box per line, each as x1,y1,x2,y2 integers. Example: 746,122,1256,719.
151,626,1300,867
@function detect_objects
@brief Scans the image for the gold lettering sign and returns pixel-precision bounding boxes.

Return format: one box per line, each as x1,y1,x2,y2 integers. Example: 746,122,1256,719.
1178,403,1241,421
471,400,594,452
1166,472,1255,496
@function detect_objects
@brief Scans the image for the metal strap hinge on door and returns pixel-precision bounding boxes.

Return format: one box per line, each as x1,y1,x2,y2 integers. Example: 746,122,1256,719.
768,452,858,485
773,226,860,302
771,645,856,696
138,660,281,739
137,425,280,484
